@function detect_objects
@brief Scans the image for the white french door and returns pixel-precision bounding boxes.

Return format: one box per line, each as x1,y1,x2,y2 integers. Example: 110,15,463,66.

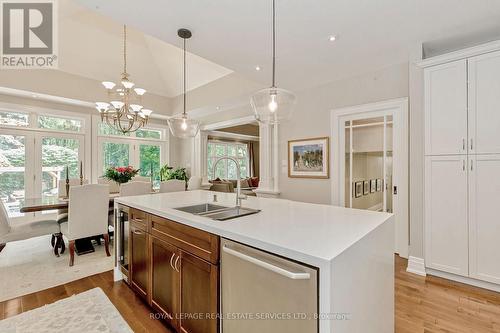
331,98,409,258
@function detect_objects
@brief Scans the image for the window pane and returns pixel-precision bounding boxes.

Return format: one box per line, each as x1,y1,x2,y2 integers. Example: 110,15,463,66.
0,111,29,127
227,159,237,179
38,115,82,132
215,144,226,157
0,134,25,217
207,158,214,180
239,159,249,178
102,142,130,174
207,143,214,157
237,145,247,158
41,137,80,199
98,123,131,136
139,144,160,188
136,129,161,140
228,145,237,157
214,159,226,179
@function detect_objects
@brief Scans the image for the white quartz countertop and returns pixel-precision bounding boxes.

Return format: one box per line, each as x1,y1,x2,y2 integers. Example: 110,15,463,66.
115,190,392,266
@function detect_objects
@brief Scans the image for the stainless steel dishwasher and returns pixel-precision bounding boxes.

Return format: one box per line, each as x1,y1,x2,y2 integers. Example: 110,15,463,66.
221,238,318,333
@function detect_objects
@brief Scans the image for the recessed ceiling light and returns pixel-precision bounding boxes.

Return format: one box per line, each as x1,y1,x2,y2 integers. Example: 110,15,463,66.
216,106,220,110
255,66,261,71
329,35,337,42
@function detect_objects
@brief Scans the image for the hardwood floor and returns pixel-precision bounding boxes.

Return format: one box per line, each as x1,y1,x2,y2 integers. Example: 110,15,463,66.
1,256,499,332
395,255,500,332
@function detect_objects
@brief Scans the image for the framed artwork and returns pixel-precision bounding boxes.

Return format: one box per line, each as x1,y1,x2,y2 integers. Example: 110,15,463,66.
370,179,376,193
376,178,383,192
354,181,363,198
288,137,329,179
363,180,369,195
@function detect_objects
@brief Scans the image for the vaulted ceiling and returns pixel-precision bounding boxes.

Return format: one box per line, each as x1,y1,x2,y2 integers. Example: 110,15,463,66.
76,0,500,94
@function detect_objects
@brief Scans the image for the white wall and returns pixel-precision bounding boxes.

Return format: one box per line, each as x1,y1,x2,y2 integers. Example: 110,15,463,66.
278,63,409,204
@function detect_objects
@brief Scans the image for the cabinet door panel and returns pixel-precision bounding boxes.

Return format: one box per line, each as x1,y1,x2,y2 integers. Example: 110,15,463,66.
425,156,468,276
179,251,218,333
150,236,180,329
130,223,149,299
469,155,500,284
425,60,467,155
468,51,500,154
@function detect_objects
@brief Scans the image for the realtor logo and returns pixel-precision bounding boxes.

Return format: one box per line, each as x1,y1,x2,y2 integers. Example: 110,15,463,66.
1,0,58,68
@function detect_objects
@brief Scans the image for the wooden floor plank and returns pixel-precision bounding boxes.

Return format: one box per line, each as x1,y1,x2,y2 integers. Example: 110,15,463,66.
1,256,499,333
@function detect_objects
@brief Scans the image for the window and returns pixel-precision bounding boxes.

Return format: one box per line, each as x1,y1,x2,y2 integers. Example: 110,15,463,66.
207,141,249,180
98,123,131,137
38,115,82,132
0,134,26,217
0,111,29,127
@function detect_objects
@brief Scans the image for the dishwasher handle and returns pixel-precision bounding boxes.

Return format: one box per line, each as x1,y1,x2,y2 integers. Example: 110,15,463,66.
222,245,310,280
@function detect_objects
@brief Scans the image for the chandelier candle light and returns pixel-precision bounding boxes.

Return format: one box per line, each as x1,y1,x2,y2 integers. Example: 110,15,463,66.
96,25,153,134
167,28,200,138
250,0,296,124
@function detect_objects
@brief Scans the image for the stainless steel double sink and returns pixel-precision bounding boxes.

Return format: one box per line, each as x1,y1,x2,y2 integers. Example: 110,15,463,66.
174,203,260,221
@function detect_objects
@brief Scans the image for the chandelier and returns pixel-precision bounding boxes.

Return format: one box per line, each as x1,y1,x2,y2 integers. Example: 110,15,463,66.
95,25,153,133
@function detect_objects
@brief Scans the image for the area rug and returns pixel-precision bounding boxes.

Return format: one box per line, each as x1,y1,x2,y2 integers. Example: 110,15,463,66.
0,235,113,302
0,288,132,333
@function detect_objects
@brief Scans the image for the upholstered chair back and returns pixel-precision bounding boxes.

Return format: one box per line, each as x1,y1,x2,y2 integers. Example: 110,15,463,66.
119,181,151,197
57,179,89,198
159,180,185,193
67,184,109,241
97,177,120,193
0,201,11,237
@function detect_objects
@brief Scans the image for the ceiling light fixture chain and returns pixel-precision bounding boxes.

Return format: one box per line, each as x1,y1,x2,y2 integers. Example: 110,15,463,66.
95,25,153,134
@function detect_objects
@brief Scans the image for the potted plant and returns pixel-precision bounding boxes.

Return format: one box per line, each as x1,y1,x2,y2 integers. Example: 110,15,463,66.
104,166,140,184
160,164,189,188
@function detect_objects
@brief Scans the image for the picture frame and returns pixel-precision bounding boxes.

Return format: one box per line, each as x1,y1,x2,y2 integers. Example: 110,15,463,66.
370,179,376,193
363,180,369,195
376,178,383,192
354,181,363,198
288,137,329,179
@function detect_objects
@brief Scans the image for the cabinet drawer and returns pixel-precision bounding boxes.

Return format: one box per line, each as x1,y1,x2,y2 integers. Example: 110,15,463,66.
130,208,148,231
150,214,219,264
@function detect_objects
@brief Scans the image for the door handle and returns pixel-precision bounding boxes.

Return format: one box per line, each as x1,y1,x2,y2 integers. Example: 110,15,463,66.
131,229,143,235
470,139,473,151
169,253,176,270
462,138,465,151
174,255,180,273
471,159,473,171
463,160,465,171
132,217,143,222
222,245,310,280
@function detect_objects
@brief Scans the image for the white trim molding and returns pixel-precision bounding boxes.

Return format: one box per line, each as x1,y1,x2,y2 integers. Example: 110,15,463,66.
406,256,426,276
418,39,500,68
426,269,500,293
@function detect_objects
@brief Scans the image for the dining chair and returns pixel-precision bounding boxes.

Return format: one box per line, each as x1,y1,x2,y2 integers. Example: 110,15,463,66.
159,179,186,193
56,179,89,226
131,176,151,182
187,176,201,190
97,177,120,193
60,184,110,266
0,201,62,256
119,181,151,197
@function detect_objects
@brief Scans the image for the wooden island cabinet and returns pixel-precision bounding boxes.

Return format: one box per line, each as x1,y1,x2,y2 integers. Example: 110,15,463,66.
127,207,219,333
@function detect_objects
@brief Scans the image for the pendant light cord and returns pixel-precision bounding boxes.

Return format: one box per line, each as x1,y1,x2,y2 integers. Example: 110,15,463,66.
183,37,187,116
271,0,276,88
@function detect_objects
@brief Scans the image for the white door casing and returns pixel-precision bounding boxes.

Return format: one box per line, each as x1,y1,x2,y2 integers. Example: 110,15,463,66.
331,98,409,258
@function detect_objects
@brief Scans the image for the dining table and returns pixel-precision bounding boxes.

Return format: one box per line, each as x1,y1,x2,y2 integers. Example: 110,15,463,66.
20,193,121,255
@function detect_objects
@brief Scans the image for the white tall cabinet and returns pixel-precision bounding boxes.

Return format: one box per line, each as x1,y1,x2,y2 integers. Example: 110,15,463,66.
424,47,500,287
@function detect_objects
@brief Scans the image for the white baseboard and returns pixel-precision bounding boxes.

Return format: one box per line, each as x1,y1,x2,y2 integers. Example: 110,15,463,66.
406,256,426,276
426,269,500,293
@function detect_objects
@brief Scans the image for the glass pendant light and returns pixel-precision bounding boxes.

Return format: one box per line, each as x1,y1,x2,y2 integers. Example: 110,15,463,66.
168,28,201,138
250,0,296,124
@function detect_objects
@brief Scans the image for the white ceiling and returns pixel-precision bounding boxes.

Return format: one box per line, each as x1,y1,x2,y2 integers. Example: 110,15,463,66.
57,0,232,97
75,0,500,93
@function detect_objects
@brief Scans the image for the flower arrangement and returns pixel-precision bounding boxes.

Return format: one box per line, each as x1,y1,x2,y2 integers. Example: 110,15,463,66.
104,166,139,184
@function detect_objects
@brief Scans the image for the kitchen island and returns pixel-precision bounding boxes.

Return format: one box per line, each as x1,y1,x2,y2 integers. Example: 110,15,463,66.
114,190,394,333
